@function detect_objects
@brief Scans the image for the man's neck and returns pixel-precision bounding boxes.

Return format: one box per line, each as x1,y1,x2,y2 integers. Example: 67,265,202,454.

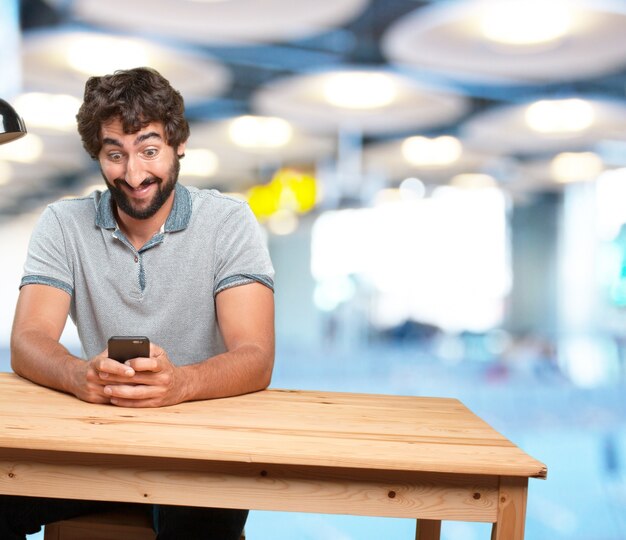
115,194,175,251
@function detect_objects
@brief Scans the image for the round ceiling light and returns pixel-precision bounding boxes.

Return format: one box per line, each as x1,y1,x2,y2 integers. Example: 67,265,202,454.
228,116,293,148
480,1,571,46
550,152,604,183
323,72,397,109
401,136,463,167
525,99,595,134
382,0,626,83
253,68,468,135
14,93,81,131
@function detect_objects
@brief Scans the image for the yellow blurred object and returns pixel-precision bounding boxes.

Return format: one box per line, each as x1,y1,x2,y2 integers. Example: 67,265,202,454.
247,168,318,222
247,184,280,220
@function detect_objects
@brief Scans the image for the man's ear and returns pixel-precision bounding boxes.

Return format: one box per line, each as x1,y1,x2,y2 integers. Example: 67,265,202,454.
177,141,187,158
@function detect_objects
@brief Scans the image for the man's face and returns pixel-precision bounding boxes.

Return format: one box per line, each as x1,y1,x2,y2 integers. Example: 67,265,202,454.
98,119,186,220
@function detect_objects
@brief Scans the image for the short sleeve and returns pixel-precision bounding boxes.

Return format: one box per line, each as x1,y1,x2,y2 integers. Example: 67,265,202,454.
213,202,274,296
20,206,73,296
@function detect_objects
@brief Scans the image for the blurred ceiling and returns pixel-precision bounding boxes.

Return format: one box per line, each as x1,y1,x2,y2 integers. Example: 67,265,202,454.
2,0,626,218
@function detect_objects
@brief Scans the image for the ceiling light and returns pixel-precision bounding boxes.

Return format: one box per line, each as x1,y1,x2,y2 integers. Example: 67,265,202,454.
180,149,219,177
451,173,497,189
525,99,594,134
323,72,397,109
480,0,572,46
0,133,43,163
14,93,81,131
550,152,603,183
229,115,292,148
67,36,149,75
401,135,462,167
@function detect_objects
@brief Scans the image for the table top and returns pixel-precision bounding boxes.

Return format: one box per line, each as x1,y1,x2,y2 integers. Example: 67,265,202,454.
0,372,546,479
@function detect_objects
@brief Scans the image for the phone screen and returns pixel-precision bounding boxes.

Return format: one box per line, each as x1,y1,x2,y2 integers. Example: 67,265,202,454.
108,336,150,362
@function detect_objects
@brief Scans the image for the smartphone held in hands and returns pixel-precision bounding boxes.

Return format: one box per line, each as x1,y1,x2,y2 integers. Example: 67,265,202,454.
108,336,150,362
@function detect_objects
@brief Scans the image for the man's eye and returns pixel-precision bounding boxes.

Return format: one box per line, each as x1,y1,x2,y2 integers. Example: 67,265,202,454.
144,148,158,158
109,153,123,162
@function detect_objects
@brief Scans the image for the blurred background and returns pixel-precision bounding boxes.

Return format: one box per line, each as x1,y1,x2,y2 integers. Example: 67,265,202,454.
1,0,626,538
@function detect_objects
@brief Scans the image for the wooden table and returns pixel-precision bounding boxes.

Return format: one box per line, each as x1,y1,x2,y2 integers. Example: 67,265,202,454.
0,372,546,539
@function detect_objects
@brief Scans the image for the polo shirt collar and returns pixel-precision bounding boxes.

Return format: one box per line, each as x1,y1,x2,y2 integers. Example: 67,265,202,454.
95,183,192,232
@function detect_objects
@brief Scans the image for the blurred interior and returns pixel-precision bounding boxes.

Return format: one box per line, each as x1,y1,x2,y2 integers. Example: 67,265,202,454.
2,0,626,538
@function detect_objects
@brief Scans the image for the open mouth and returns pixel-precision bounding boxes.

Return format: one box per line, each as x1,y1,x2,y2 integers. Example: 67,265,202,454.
124,179,159,198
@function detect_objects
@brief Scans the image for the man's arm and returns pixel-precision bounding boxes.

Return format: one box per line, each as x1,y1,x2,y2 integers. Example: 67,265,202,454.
11,284,134,403
103,281,275,407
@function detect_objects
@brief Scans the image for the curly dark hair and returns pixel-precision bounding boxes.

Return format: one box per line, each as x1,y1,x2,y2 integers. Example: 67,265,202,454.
76,67,190,159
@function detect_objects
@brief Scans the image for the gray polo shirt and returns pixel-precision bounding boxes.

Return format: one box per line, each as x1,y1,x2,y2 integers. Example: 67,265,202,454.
21,184,274,365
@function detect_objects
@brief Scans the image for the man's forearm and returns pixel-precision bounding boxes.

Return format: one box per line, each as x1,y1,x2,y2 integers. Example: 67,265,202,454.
180,343,274,402
11,329,84,395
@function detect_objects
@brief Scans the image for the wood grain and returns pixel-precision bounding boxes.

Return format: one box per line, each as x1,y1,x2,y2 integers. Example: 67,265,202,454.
0,373,547,479
0,449,499,521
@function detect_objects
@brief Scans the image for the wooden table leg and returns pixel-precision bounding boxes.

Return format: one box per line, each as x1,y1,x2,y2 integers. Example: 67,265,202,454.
491,476,528,540
415,519,441,540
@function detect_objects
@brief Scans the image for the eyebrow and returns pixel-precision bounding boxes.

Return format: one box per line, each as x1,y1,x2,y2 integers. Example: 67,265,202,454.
135,131,162,144
101,132,162,148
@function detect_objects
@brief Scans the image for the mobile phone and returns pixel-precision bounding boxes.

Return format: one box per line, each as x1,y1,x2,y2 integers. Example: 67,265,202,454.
107,336,150,362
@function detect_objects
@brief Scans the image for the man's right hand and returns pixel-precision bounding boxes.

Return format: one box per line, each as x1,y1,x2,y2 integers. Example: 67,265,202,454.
71,350,136,404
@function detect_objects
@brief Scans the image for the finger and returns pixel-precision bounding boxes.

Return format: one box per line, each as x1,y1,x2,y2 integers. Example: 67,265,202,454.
96,357,135,376
110,397,163,408
127,357,160,373
104,383,163,400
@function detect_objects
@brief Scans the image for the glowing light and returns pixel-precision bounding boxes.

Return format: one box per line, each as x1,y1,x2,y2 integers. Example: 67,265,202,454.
67,36,150,75
15,93,81,131
451,173,497,189
311,187,510,331
323,72,397,109
480,1,571,46
247,168,318,220
550,152,603,183
180,149,219,177
525,99,594,134
275,169,317,214
229,115,292,148
0,134,43,163
247,183,280,220
399,177,426,200
401,135,462,167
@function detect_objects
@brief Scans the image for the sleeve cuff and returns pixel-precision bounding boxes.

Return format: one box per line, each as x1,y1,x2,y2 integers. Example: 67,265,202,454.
214,274,274,296
20,275,73,296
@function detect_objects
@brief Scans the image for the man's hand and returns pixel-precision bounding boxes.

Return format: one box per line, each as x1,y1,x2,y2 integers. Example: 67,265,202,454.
72,350,136,404
101,344,187,408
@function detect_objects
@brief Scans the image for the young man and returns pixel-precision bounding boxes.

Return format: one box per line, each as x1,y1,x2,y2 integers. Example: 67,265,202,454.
3,67,274,539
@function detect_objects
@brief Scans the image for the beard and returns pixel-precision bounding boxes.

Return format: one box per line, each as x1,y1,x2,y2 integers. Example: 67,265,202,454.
103,156,180,220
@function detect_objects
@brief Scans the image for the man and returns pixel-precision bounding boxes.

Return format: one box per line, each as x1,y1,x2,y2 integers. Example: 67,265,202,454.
2,67,274,539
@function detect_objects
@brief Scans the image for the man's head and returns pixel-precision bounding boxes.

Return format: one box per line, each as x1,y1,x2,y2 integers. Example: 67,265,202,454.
77,67,189,160
76,68,189,220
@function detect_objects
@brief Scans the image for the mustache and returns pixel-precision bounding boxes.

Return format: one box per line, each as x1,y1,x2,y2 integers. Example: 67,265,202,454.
112,177,161,189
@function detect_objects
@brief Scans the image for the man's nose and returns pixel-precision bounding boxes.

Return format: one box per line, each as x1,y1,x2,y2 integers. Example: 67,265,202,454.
124,155,146,188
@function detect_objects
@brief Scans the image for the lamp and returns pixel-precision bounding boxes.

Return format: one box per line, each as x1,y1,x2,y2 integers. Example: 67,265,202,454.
0,98,27,145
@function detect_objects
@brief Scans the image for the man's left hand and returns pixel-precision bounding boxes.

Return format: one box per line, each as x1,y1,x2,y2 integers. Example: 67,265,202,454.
102,343,188,407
